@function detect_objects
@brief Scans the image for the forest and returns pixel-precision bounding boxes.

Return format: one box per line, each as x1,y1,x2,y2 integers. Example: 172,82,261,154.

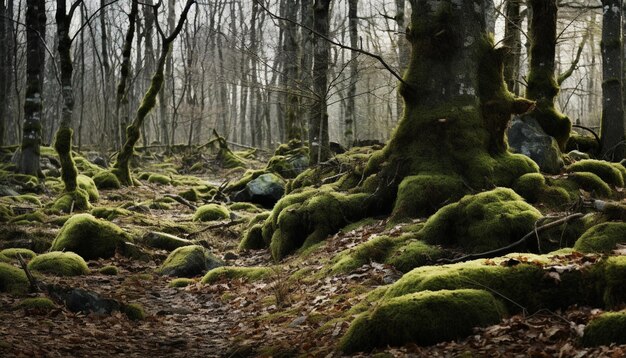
0,0,626,356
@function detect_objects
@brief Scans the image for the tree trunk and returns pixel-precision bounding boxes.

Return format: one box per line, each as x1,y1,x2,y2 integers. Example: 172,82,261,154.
115,0,138,148
600,0,625,160
19,0,46,176
344,0,358,146
395,0,410,125
300,0,314,142
99,0,114,147
0,1,7,147
503,0,522,95
309,0,331,164
280,0,301,142
524,0,571,150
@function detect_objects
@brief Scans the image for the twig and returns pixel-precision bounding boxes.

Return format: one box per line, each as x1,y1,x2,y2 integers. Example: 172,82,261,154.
16,253,39,292
186,219,247,239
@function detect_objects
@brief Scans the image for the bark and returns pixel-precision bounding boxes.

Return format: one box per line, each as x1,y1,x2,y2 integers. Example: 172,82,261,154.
99,0,113,146
0,1,8,147
503,0,522,95
300,0,314,142
280,0,301,141
600,0,625,160
395,0,410,124
19,0,46,176
344,0,358,146
309,0,331,164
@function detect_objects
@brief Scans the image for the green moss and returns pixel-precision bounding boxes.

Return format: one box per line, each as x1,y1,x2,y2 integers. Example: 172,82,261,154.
582,311,626,347
229,202,264,213
168,277,195,287
218,147,247,169
189,162,204,172
179,188,200,202
567,160,624,187
7,195,42,207
51,188,92,213
92,170,121,190
386,239,446,273
50,213,131,260
148,201,172,210
0,203,13,222
602,256,626,308
143,231,193,251
192,204,230,222
340,289,506,353
91,206,132,221
77,174,100,202
9,210,46,224
0,248,37,260
239,224,265,250
16,297,56,311
74,156,103,177
159,245,221,277
0,262,29,294
147,173,172,185
201,266,272,284
27,251,90,276
137,172,151,180
566,132,600,154
99,265,118,275
392,174,465,220
512,173,546,202
122,303,146,320
420,188,542,253
574,222,626,253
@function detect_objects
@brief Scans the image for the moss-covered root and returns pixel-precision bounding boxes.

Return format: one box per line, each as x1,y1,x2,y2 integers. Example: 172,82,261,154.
201,266,272,284
27,252,89,276
77,174,99,202
51,188,92,214
582,311,626,347
567,159,625,188
0,262,29,294
15,297,57,312
340,289,506,353
574,222,626,253
93,170,121,190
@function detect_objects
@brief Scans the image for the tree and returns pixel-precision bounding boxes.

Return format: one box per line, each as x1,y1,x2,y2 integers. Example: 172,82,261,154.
19,0,46,176
0,0,8,147
309,0,331,164
344,0,358,145
502,0,522,95
600,0,624,160
264,0,536,260
279,0,302,142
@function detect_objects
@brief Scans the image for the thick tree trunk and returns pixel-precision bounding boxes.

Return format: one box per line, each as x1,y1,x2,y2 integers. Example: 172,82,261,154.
345,0,358,146
309,0,331,164
395,0,410,124
503,0,522,95
281,0,301,142
524,0,571,150
19,0,46,176
600,0,625,160
300,0,314,143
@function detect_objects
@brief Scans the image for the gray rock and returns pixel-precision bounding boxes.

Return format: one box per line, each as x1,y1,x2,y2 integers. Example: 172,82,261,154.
234,173,285,208
507,116,564,174
567,150,590,161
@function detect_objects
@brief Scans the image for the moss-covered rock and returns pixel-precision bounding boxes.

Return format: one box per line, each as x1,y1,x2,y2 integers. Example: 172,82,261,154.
392,174,465,220
0,262,29,294
567,172,613,198
0,248,37,260
143,231,193,251
92,170,121,190
239,224,265,250
340,289,506,353
179,188,200,202
567,159,624,187
122,303,146,320
229,202,264,213
50,213,131,260
566,132,600,155
192,204,230,222
574,222,626,253
601,256,626,308
147,173,172,185
159,245,224,277
98,265,118,275
201,266,272,284
420,188,542,253
91,206,132,221
27,252,90,276
168,278,195,288
582,311,626,347
16,297,57,311
51,188,92,213
77,174,100,202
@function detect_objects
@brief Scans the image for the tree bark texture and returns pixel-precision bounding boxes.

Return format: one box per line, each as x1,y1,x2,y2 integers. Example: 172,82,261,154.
309,0,331,164
345,0,358,146
503,0,522,95
115,0,139,147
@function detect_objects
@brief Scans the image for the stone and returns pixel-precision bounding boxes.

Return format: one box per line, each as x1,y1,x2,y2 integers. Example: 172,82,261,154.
507,116,564,174
233,173,285,208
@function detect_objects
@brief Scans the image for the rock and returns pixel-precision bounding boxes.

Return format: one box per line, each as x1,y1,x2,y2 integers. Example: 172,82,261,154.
159,245,224,277
233,173,285,208
93,171,121,190
90,156,108,168
143,231,193,251
567,150,590,161
223,252,238,260
28,252,90,276
192,204,230,222
507,116,564,174
0,185,19,197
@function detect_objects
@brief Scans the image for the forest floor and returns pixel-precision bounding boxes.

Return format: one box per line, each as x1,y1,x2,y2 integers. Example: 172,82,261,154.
1,153,625,357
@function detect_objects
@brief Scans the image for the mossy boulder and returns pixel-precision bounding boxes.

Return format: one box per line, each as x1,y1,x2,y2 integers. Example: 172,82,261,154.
192,204,230,222
77,174,100,202
0,248,37,260
147,173,172,185
179,188,200,202
92,170,121,190
582,311,626,347
507,116,564,174
51,188,92,213
99,265,118,275
340,289,506,353
168,278,195,288
28,252,90,276
143,231,193,251
0,262,29,294
239,224,265,250
229,202,264,213
122,303,146,320
574,222,626,254
16,297,57,312
159,245,224,277
601,256,626,308
567,159,624,187
91,206,132,221
392,174,465,220
50,213,131,260
420,188,542,253
567,172,613,198
201,266,272,284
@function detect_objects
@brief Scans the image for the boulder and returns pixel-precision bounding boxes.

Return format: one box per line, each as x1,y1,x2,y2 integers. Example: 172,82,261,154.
143,231,193,251
193,204,230,222
507,116,564,174
28,251,90,276
159,245,224,277
233,173,285,208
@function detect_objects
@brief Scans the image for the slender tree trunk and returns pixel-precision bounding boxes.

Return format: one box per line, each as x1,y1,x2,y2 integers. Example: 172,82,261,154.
78,4,85,150
309,0,331,163
99,0,114,147
143,0,156,146
0,0,8,147
300,0,313,142
395,0,409,126
345,0,358,146
114,0,138,147
503,0,522,95
280,0,301,142
600,0,625,160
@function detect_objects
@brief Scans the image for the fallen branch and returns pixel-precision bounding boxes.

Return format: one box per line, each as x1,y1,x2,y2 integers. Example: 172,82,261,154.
186,219,247,239
441,213,584,264
17,253,41,292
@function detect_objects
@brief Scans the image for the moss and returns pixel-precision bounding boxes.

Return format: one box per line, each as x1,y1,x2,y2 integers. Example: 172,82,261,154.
392,174,465,220
122,303,146,320
9,210,46,224
512,173,546,202
143,231,193,251
239,224,265,250
566,172,613,198
148,201,172,210
581,311,626,347
201,266,272,284
567,160,624,187
574,222,626,253
0,248,37,260
73,156,103,177
99,265,118,275
386,239,446,273
0,262,29,294
159,245,222,277
77,174,100,202
566,132,600,154
50,213,131,260
16,297,56,311
189,162,204,172
218,147,247,169
91,206,132,221
229,202,264,213
27,251,90,276
602,256,626,308
340,289,506,353
179,188,200,202
192,204,230,222
7,194,42,207
420,188,542,253
51,188,92,213
169,277,195,288
137,172,151,180
92,170,121,190
147,173,172,185
0,203,13,222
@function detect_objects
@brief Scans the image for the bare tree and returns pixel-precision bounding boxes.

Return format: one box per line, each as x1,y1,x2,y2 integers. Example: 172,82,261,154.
309,0,331,163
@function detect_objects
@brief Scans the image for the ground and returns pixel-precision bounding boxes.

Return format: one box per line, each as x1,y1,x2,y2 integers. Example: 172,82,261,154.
0,150,625,357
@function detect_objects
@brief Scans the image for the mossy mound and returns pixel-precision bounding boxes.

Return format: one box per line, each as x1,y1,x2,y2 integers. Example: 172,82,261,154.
179,188,200,202
192,204,230,222
239,224,265,250
392,174,465,220
201,266,272,284
122,303,146,320
99,265,118,275
0,262,29,294
0,203,13,222
420,188,542,253
143,231,193,251
159,245,224,278
340,289,506,353
574,222,626,253
168,278,195,288
77,174,100,202
567,160,624,187
92,170,121,190
147,173,172,185
51,188,92,213
567,172,613,198
602,256,626,308
50,213,131,260
513,173,574,208
27,252,90,276
0,248,37,260
91,206,132,221
9,211,46,224
16,297,57,311
6,194,42,207
229,202,264,213
582,311,626,347
266,141,309,179
566,132,600,154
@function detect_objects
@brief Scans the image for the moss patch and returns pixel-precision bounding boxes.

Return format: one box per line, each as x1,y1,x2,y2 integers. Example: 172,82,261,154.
582,311,626,347
91,206,132,221
92,170,121,190
567,172,613,198
147,173,172,185
122,303,146,320
0,262,29,294
574,222,626,253
99,265,119,275
16,297,56,311
51,188,92,213
567,159,624,187
201,266,272,284
143,231,193,251
392,174,465,220
193,204,230,222
27,252,89,276
77,174,100,202
168,278,195,288
0,248,37,260
159,245,223,277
